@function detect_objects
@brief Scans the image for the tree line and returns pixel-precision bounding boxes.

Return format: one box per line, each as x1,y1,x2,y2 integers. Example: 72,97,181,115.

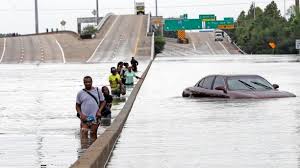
227,1,300,54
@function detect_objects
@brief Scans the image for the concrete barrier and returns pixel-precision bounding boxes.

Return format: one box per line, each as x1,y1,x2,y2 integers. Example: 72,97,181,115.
70,60,153,168
223,32,247,54
96,13,114,31
233,42,247,54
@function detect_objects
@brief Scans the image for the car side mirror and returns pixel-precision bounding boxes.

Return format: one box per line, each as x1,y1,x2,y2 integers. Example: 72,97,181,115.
273,84,279,89
215,86,227,94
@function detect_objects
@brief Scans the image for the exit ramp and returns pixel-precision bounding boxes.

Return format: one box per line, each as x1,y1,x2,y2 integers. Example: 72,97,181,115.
87,15,150,63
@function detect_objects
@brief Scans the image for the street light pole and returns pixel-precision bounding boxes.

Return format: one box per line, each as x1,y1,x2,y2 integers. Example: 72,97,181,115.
155,0,158,16
284,0,286,18
96,0,99,24
35,0,39,34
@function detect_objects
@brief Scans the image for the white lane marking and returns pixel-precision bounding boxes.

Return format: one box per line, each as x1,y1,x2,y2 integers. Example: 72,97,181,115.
191,39,196,51
187,33,196,51
56,40,66,64
87,15,120,63
0,38,7,63
134,16,143,56
218,41,230,55
205,41,215,55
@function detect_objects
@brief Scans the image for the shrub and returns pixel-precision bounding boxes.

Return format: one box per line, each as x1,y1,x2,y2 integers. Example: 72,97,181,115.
154,36,166,54
81,25,97,35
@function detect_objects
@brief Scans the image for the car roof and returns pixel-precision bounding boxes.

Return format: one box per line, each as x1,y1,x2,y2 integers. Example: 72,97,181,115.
204,74,262,78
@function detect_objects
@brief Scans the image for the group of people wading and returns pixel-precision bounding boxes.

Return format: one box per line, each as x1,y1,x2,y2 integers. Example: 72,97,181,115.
75,57,141,140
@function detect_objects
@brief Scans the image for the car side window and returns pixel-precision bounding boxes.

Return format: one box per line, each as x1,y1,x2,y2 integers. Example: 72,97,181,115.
213,76,225,89
202,76,215,89
195,79,204,87
199,79,205,87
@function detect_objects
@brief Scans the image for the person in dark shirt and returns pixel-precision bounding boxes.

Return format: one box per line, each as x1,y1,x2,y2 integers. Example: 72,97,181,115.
101,86,112,118
130,57,139,72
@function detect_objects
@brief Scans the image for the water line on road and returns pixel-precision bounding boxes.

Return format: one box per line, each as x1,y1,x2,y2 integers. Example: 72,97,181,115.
0,38,6,63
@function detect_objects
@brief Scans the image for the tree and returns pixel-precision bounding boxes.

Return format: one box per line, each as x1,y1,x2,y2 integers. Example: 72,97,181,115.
231,1,298,54
264,1,281,19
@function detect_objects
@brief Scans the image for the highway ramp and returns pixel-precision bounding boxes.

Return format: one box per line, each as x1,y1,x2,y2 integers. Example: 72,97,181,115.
0,14,151,64
87,15,150,63
1,35,63,64
188,32,240,55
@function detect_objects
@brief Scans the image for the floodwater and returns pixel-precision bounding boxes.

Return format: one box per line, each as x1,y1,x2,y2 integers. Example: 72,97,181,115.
0,62,147,168
107,55,300,168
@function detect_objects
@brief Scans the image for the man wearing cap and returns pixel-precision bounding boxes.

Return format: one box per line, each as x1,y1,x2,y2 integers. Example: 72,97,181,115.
109,67,122,97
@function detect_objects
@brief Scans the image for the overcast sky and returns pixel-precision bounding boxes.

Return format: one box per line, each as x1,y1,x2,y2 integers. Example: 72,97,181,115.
0,0,295,34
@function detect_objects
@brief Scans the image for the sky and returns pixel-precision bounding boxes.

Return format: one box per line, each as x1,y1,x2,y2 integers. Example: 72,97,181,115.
0,0,296,34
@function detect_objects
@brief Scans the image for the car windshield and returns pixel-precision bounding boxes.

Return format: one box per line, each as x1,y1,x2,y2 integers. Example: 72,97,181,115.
227,76,274,91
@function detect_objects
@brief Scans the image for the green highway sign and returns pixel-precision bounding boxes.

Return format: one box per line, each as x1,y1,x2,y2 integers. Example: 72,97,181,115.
199,14,216,21
164,19,182,31
164,19,202,31
182,19,202,29
224,17,234,22
164,14,235,31
205,20,234,29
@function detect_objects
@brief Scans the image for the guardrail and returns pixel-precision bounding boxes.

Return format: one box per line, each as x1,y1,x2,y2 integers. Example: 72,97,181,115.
224,31,247,55
96,13,114,31
232,42,247,54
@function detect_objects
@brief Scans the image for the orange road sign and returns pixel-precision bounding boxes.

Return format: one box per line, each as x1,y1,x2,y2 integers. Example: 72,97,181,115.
269,42,276,49
217,24,234,29
177,30,186,39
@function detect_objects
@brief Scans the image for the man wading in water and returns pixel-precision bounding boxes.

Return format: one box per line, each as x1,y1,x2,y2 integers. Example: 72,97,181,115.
76,76,106,139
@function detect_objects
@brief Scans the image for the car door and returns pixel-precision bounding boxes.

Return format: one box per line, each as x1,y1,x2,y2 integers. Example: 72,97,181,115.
212,76,229,98
191,76,215,97
213,76,226,90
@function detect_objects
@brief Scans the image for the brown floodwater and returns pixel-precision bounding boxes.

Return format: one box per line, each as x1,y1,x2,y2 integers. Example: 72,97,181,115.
0,62,147,168
107,55,300,168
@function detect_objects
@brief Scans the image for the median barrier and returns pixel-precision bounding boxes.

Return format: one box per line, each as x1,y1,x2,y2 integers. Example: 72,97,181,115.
70,60,153,168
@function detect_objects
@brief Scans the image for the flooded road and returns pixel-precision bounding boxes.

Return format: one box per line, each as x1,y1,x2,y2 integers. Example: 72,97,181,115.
107,55,300,168
0,62,147,168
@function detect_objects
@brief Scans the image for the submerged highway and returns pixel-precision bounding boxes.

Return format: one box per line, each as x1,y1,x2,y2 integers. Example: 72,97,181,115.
1,13,300,168
107,54,300,168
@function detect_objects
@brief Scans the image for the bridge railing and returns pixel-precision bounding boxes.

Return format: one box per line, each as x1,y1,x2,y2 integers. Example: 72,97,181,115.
96,13,114,31
146,13,151,36
224,31,247,54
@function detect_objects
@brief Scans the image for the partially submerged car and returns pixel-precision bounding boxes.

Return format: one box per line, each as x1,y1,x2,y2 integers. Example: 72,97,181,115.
182,75,296,99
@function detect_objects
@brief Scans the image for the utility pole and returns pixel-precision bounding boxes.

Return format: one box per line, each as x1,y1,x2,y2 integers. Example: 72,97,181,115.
296,0,300,16
155,0,158,16
34,0,39,34
96,0,99,24
253,1,256,20
284,0,286,18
